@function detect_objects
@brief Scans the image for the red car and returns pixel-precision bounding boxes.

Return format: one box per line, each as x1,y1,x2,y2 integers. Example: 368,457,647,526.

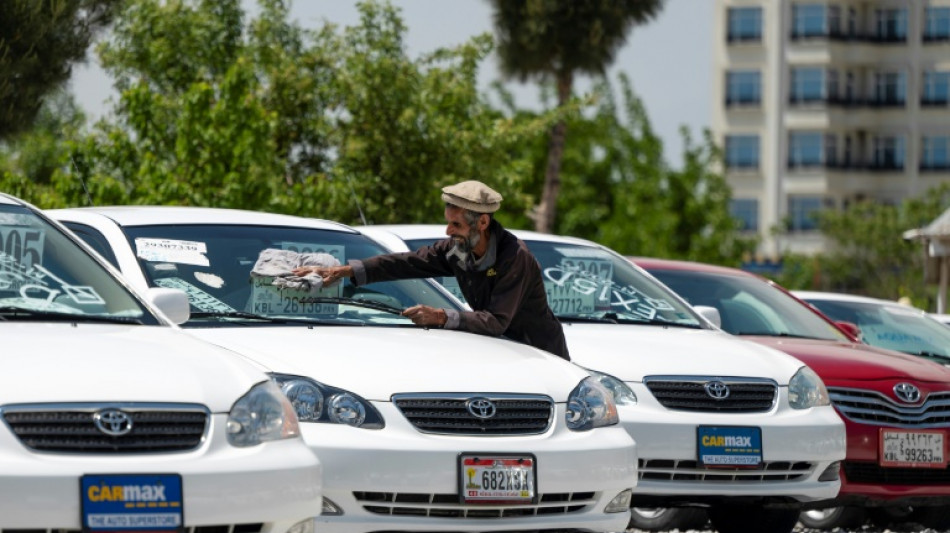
634,257,950,531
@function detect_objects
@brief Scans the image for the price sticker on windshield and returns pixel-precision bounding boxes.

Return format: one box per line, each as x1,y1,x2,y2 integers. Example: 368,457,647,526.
0,226,44,270
880,429,946,468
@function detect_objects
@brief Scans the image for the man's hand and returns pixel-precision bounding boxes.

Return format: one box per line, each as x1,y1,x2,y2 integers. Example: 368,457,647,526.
401,305,447,327
291,265,353,286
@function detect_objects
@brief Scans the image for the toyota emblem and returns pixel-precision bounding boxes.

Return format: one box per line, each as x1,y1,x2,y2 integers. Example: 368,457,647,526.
894,382,921,404
93,409,134,437
704,381,730,400
466,398,497,419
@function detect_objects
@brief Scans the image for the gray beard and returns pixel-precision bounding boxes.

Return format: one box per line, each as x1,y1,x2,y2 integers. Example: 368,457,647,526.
446,232,480,264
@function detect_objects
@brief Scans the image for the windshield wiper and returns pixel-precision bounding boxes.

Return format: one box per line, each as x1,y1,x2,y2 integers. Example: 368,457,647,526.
302,297,406,316
557,314,618,324
733,331,816,339
0,306,144,325
909,350,950,363
558,312,701,328
189,310,341,326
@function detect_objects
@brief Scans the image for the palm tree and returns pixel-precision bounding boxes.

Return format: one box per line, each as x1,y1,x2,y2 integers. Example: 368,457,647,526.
487,0,664,233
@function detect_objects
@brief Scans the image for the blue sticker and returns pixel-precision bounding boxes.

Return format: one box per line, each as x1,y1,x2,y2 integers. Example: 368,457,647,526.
82,474,183,532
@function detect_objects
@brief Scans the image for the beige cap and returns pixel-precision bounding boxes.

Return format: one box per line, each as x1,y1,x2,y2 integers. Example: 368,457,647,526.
441,180,503,213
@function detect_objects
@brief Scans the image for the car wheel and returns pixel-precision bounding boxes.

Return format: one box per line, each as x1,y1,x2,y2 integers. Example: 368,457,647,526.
799,506,867,529
707,505,800,533
910,506,950,530
627,507,708,531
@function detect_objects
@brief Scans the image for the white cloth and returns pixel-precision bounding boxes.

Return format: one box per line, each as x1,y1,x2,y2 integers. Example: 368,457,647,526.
250,248,341,294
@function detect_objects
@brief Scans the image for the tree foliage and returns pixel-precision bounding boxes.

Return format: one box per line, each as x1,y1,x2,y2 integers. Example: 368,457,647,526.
487,0,665,233
0,0,119,139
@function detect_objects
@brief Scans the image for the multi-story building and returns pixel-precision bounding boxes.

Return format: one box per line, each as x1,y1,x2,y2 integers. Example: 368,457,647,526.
713,0,950,260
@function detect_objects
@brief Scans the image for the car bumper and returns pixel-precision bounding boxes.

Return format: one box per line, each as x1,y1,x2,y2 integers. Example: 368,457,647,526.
623,393,846,503
0,415,322,529
308,404,637,533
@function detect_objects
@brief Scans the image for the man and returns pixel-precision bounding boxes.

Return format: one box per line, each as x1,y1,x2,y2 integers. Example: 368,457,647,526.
294,180,570,360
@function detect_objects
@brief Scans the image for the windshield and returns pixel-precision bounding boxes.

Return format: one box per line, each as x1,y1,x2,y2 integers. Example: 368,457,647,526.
406,237,702,327
0,202,152,323
121,224,459,327
646,268,850,341
804,298,950,359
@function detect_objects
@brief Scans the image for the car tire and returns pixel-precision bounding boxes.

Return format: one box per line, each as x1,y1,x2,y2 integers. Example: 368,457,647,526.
707,505,800,533
799,506,867,529
910,505,950,530
627,507,708,531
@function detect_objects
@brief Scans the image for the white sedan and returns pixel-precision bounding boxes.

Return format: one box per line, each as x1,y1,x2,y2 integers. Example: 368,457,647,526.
48,206,638,533
359,224,848,533
0,193,322,531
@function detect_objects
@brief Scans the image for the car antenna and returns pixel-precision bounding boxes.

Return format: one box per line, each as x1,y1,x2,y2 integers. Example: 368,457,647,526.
70,155,95,207
342,172,367,226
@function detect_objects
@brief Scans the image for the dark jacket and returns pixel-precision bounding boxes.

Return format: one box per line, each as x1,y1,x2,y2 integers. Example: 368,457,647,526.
358,221,570,360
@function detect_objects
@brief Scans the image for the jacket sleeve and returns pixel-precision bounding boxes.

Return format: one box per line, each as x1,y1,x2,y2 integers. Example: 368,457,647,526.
457,251,535,337
359,240,454,284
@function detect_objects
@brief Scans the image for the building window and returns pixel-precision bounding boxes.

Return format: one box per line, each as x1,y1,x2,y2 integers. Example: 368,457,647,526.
925,7,950,41
873,136,905,170
875,8,907,42
728,7,762,42
790,67,829,103
788,196,825,232
923,71,950,105
922,136,950,170
726,70,761,105
874,72,906,106
792,3,839,38
730,199,759,232
788,132,825,167
725,135,759,169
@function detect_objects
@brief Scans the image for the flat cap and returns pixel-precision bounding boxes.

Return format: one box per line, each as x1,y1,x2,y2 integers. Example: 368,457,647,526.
441,180,503,213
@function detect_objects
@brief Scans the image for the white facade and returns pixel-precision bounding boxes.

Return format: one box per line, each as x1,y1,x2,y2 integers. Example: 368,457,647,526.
713,0,950,259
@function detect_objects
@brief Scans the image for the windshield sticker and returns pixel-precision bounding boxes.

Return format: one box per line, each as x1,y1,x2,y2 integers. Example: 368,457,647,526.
0,226,44,269
247,276,342,316
153,278,234,312
554,246,612,259
193,271,224,289
0,254,104,305
542,265,675,319
276,242,345,264
135,238,210,267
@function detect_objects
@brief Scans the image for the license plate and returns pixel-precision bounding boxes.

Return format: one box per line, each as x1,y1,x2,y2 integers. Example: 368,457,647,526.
880,429,947,468
459,454,536,504
697,426,762,467
81,473,183,532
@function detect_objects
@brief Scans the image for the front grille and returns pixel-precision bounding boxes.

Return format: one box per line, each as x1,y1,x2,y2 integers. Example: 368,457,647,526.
829,388,950,427
354,491,593,518
2,403,209,453
393,394,553,435
0,526,262,533
644,377,777,412
639,459,813,482
844,461,950,485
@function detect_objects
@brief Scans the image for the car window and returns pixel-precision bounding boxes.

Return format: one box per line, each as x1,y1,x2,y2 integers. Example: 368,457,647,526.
119,224,460,326
808,299,950,356
60,221,121,268
0,204,153,323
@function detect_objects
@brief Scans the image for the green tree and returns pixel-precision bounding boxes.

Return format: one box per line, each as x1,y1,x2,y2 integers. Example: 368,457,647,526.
0,0,119,139
487,0,665,233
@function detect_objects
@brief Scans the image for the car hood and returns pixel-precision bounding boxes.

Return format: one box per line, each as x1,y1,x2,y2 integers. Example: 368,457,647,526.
560,324,806,383
188,326,591,402
745,336,950,383
3,324,268,411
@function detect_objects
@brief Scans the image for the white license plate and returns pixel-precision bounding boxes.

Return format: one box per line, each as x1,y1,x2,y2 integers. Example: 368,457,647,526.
459,454,536,504
880,429,946,468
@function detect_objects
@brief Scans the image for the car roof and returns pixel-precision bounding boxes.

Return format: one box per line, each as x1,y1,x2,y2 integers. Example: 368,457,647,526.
48,205,358,233
631,256,757,277
792,291,897,306
363,223,604,247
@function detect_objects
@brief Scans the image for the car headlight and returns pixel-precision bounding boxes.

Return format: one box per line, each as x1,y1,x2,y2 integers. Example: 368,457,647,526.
227,380,301,447
566,376,619,431
587,369,637,405
271,373,384,429
788,366,831,409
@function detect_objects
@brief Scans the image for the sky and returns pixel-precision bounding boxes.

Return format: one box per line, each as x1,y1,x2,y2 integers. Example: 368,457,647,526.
69,0,713,165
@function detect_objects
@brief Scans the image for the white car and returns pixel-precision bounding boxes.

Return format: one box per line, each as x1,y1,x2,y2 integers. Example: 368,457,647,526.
795,291,950,366
0,193,322,531
48,206,638,533
358,224,848,533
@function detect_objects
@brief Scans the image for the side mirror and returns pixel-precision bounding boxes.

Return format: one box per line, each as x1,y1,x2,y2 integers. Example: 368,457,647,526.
835,320,861,341
694,305,722,328
146,287,191,325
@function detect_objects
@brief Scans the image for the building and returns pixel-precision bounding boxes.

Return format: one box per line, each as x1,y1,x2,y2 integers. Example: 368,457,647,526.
713,0,950,260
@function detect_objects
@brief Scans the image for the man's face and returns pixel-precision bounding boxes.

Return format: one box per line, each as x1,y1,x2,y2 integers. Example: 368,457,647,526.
445,206,481,253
